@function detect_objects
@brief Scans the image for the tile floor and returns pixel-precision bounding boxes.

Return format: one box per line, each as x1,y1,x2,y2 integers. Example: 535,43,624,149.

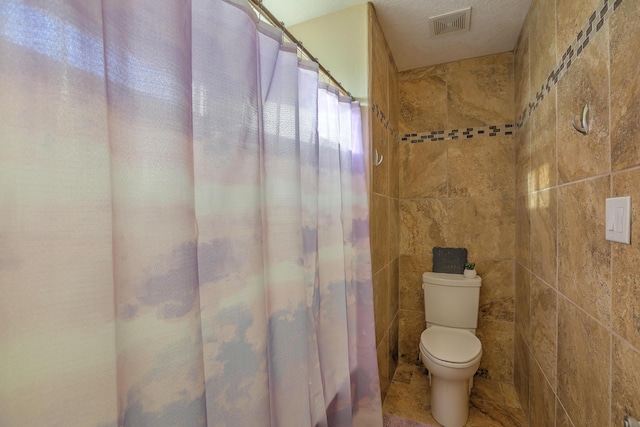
383,363,528,427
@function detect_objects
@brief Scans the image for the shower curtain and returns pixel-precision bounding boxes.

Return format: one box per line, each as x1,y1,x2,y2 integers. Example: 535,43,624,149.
0,1,382,426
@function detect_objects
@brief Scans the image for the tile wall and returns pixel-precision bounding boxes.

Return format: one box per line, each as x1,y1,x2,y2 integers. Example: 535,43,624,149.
514,0,640,425
368,4,400,402
397,53,516,383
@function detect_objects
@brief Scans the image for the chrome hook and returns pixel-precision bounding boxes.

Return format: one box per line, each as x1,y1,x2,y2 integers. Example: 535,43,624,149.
571,103,589,135
374,149,383,167
625,415,640,427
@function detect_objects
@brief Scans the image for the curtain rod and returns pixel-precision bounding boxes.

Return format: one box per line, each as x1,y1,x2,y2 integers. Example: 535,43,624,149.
247,0,352,98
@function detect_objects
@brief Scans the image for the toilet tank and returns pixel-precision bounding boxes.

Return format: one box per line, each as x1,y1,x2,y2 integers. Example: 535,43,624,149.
422,272,482,329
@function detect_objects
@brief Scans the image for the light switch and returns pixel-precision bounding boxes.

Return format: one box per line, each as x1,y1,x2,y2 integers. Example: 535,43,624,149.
615,207,624,232
606,196,631,244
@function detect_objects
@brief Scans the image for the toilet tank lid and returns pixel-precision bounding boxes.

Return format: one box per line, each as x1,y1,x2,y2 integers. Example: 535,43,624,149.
422,271,481,287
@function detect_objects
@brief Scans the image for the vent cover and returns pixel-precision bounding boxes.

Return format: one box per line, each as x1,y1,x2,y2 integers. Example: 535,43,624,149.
430,7,472,37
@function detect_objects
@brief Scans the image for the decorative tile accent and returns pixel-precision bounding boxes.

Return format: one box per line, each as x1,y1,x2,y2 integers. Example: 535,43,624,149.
372,103,400,141
516,0,620,128
400,124,514,143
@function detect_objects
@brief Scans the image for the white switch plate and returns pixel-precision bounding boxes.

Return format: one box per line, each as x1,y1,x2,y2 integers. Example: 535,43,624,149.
606,196,631,244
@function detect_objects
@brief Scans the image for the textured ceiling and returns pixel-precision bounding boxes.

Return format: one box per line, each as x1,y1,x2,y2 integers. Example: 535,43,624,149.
262,0,532,72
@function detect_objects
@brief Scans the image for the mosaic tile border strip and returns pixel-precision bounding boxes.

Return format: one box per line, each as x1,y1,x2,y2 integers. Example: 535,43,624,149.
516,0,623,127
372,103,399,140
400,124,515,143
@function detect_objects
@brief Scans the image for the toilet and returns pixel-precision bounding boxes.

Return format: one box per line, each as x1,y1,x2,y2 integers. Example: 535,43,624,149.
419,272,482,427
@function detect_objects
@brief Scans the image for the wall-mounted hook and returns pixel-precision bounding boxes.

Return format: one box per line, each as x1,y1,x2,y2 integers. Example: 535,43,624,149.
374,149,384,167
571,103,589,135
625,415,640,427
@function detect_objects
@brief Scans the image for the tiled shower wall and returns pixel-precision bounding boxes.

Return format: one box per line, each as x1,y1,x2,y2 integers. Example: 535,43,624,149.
368,5,400,402
513,0,640,425
396,53,516,384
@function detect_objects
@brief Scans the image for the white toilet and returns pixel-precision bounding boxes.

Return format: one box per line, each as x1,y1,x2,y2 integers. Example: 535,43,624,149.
419,272,483,427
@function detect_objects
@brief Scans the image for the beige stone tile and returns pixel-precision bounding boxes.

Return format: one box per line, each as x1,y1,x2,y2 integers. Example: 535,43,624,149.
399,254,429,312
467,398,527,427
500,383,521,410
378,333,390,402
515,263,531,344
400,198,447,256
391,362,415,385
557,295,610,427
400,141,447,199
370,14,389,114
371,194,389,273
409,365,431,391
530,88,557,191
529,0,556,94
403,52,513,83
529,360,555,427
389,313,399,386
556,0,602,62
398,75,447,135
446,52,514,72
557,176,611,324
447,198,515,261
514,17,530,120
388,56,400,131
477,319,514,383
385,366,528,427
398,309,425,365
514,331,530,416
389,257,399,323
556,399,575,427
477,260,515,323
387,44,399,192
415,53,511,75
372,116,390,197
515,194,531,269
389,136,400,200
374,267,390,346
612,168,640,348
530,188,557,288
448,136,515,198
471,377,505,405
610,0,640,171
530,276,557,389
399,63,446,81
446,62,515,128
382,378,434,423
612,336,640,427
389,197,400,262
515,121,532,196
382,405,439,426
557,28,611,184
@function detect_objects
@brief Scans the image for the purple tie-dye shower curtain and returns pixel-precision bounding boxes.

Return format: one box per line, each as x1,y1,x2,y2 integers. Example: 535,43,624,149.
0,1,383,426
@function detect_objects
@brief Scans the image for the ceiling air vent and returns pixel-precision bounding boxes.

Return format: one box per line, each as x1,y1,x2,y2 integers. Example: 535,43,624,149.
430,7,472,37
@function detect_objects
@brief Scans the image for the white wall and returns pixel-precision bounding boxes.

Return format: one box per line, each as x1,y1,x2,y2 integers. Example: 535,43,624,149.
289,4,371,188
289,3,369,104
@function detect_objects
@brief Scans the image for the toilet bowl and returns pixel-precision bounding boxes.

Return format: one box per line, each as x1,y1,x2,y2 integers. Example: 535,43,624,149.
419,325,482,427
420,271,483,427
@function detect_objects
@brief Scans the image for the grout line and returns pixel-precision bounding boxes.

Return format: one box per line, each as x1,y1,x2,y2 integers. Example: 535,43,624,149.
607,19,614,418
557,291,612,337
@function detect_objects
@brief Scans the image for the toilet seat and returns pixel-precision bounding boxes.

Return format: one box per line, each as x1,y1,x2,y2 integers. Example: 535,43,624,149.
420,325,482,364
